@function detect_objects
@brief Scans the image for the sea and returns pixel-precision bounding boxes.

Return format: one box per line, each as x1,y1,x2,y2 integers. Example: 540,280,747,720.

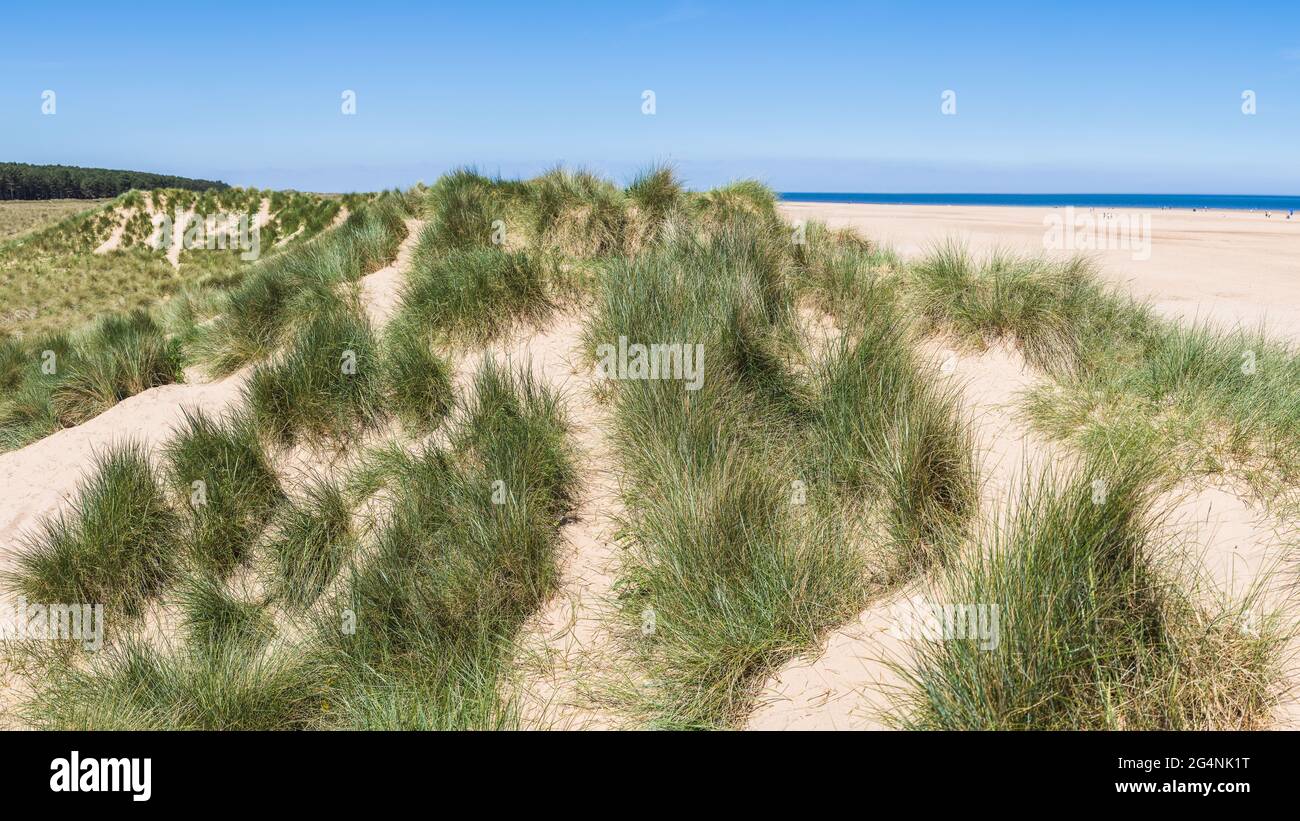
778,193,1300,212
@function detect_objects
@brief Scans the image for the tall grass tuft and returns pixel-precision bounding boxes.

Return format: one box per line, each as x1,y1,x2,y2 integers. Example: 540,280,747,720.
162,409,284,578
379,322,455,433
909,241,1153,376
0,310,187,436
891,455,1287,729
309,358,576,729
243,306,384,445
587,216,897,726
912,241,1300,503
268,478,357,610
809,318,976,570
7,441,178,618
177,574,275,655
22,638,318,730
192,197,408,376
625,163,685,245
397,245,554,346
690,180,781,234
419,168,521,253
526,167,631,257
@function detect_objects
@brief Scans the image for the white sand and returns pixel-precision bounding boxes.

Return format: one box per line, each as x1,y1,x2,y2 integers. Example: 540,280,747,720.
442,314,627,729
780,202,1300,340
93,207,136,254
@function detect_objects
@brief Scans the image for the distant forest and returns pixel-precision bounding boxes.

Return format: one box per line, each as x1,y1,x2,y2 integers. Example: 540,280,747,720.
0,163,229,200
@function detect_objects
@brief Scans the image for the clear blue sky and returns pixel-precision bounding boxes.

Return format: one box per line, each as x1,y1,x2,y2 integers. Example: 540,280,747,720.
3,1,1297,193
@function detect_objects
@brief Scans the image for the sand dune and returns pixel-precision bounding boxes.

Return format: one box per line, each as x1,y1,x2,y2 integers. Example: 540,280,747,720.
0,218,425,580
4,198,1296,730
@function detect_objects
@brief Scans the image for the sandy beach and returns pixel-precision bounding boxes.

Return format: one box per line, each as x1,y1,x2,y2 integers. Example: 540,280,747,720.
780,202,1300,340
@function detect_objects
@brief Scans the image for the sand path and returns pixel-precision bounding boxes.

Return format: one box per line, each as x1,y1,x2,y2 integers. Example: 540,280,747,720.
359,218,421,327
443,312,625,729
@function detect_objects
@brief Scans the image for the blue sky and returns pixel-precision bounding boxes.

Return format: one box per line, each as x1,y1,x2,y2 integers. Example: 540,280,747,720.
3,1,1298,192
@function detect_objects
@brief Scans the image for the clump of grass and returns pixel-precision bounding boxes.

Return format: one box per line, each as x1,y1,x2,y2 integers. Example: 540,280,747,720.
268,478,357,610
0,333,66,449
909,241,1153,376
913,241,1300,505
613,422,871,727
891,455,1286,729
791,222,902,324
527,168,632,257
809,315,976,569
177,574,275,655
309,357,576,729
419,168,518,253
191,198,408,376
690,180,781,233
0,333,25,392
243,306,384,445
583,213,802,420
48,310,183,426
625,163,685,245
397,245,554,346
6,441,178,618
0,310,185,445
380,323,454,433
22,637,318,730
340,194,408,272
162,409,283,578
190,263,302,375
453,356,578,509
588,216,898,727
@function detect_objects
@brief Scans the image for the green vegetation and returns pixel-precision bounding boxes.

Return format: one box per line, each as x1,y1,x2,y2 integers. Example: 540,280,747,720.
243,304,384,446
0,195,404,456
192,196,406,376
177,575,275,655
4,168,1295,734
396,246,554,345
588,210,974,727
911,242,1300,507
379,322,455,433
0,310,183,449
311,358,577,729
0,162,227,200
268,478,356,610
162,409,284,578
892,455,1284,729
7,442,179,618
22,638,318,730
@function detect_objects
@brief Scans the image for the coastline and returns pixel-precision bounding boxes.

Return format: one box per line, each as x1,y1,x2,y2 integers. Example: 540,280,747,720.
779,201,1300,340
779,193,1300,212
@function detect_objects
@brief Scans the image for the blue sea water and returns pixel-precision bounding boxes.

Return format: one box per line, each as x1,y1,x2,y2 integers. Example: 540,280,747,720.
779,193,1300,212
